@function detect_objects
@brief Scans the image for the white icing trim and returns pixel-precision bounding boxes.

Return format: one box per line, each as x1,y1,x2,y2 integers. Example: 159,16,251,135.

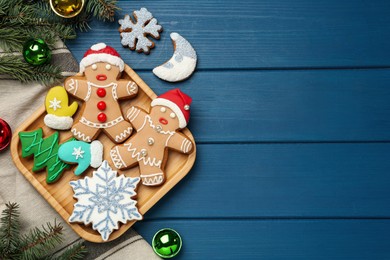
87,81,117,89
68,79,78,95
112,84,118,100
141,173,164,186
115,126,132,142
85,85,92,101
71,128,92,142
110,147,127,169
44,114,73,130
127,82,137,95
91,43,106,51
126,107,140,122
140,173,163,177
151,99,187,128
144,115,176,135
90,141,103,168
80,116,124,129
80,54,124,73
124,143,162,167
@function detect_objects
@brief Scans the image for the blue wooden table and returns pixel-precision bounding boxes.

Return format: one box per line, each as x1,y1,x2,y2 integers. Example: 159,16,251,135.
67,1,390,258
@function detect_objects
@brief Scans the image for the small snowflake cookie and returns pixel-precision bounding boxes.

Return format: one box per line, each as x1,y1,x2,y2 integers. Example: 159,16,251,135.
69,160,142,241
44,86,78,130
110,88,194,186
58,140,103,175
119,7,163,54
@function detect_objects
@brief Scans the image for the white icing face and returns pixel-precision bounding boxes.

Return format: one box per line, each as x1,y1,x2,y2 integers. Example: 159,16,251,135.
84,62,121,84
150,105,180,131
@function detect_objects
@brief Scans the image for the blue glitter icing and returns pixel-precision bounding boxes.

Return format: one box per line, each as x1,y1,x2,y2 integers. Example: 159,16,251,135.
118,8,162,53
172,33,197,60
69,161,142,241
162,62,174,69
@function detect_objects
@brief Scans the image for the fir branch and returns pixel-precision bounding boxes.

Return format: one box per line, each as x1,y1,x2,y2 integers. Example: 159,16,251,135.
55,242,88,260
0,203,20,259
0,55,63,85
85,0,120,22
19,220,64,259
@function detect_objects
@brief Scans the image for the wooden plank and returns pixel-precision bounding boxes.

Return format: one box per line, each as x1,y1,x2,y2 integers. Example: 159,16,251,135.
144,143,390,218
66,0,390,69
134,219,390,259
134,69,390,142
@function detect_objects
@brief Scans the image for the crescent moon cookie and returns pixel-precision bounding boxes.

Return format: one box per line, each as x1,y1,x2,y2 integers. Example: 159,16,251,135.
64,43,138,144
110,88,194,186
153,32,197,82
44,86,78,130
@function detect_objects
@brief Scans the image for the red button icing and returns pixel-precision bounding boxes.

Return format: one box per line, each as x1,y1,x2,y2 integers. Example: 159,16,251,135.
97,101,106,110
97,113,107,123
97,88,106,97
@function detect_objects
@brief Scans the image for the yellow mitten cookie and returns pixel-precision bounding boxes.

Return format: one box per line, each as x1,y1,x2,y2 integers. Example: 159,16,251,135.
44,86,78,130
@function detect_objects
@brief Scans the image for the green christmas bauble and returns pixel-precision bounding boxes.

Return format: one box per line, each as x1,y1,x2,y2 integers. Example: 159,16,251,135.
50,0,85,18
152,228,182,258
23,39,51,66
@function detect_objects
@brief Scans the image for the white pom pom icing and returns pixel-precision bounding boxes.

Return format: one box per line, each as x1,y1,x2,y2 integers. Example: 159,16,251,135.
91,43,107,51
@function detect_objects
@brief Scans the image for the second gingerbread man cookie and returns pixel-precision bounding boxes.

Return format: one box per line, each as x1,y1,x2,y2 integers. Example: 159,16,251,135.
110,88,194,186
64,43,138,143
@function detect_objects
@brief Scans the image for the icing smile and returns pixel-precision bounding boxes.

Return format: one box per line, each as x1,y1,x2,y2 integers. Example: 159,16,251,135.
159,117,168,125
96,74,107,81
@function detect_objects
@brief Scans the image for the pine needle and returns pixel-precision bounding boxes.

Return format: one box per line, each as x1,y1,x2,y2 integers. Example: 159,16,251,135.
0,55,63,85
0,202,21,258
19,220,64,259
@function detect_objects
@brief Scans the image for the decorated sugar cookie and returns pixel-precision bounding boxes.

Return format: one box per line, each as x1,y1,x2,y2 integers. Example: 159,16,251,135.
64,43,138,143
44,86,78,130
69,160,142,241
19,128,74,183
119,8,163,54
153,33,197,82
58,140,103,175
110,88,194,186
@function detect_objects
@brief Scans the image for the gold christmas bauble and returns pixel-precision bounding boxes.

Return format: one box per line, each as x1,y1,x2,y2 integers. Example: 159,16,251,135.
50,0,85,18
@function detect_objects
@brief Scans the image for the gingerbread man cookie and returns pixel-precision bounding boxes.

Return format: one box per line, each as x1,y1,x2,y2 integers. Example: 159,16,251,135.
110,88,194,186
64,43,138,143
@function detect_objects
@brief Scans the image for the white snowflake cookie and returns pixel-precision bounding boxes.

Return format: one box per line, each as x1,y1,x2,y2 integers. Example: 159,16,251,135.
119,7,162,54
69,160,142,241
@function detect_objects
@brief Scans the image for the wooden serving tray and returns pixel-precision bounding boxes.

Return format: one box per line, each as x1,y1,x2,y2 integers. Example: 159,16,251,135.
10,65,196,243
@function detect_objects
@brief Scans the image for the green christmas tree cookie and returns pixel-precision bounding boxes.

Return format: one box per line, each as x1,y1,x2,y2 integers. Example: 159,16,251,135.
19,128,74,183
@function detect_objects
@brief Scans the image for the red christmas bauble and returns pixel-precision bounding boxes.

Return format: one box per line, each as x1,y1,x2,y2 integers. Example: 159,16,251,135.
97,101,107,110
0,118,12,151
97,113,107,123
97,88,106,97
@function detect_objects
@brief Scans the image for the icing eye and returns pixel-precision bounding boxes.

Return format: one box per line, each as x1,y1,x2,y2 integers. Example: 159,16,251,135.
92,64,97,70
160,107,166,113
170,112,176,119
106,64,111,70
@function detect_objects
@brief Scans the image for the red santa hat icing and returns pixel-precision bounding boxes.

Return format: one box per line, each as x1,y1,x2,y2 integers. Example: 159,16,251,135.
79,43,125,73
151,88,192,129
